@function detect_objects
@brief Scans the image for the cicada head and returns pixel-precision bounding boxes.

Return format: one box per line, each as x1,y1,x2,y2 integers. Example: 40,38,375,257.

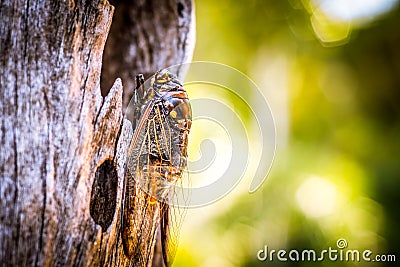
153,69,192,132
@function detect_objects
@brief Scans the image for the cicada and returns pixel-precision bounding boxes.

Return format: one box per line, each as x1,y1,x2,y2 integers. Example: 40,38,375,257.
122,69,191,266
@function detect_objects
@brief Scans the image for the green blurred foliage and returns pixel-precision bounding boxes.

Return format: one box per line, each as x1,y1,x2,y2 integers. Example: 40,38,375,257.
175,0,400,266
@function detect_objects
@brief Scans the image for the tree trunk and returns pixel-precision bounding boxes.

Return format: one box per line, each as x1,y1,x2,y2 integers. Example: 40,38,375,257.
0,0,195,266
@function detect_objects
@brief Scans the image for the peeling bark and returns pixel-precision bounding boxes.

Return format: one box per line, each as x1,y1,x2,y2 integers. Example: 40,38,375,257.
0,0,195,266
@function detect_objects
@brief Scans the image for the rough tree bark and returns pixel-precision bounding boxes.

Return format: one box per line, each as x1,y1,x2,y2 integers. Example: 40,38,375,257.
0,0,195,266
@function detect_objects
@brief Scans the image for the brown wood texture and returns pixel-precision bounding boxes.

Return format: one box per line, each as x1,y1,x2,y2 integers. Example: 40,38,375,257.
0,0,195,266
101,0,195,109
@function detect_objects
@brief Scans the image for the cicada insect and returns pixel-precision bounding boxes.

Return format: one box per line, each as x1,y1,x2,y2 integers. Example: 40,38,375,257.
122,69,191,266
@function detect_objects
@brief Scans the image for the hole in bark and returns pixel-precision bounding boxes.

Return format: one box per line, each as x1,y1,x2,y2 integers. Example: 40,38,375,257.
89,159,118,231
177,2,184,17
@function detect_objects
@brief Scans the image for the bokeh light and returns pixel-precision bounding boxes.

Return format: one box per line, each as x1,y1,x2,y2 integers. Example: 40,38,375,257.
295,176,337,217
304,0,399,45
313,0,398,22
173,0,400,266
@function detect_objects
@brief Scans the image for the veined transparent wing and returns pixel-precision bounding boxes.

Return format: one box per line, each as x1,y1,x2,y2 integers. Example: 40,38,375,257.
122,70,191,266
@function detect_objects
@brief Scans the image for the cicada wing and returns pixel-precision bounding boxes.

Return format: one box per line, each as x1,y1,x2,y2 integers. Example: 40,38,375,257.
135,104,177,202
122,101,158,258
160,168,190,267
122,100,176,261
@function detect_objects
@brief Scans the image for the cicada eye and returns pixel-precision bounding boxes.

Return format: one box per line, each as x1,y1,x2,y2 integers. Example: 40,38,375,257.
170,99,192,130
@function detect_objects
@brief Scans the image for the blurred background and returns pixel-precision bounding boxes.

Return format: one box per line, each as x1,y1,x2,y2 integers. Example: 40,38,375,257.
174,0,400,266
